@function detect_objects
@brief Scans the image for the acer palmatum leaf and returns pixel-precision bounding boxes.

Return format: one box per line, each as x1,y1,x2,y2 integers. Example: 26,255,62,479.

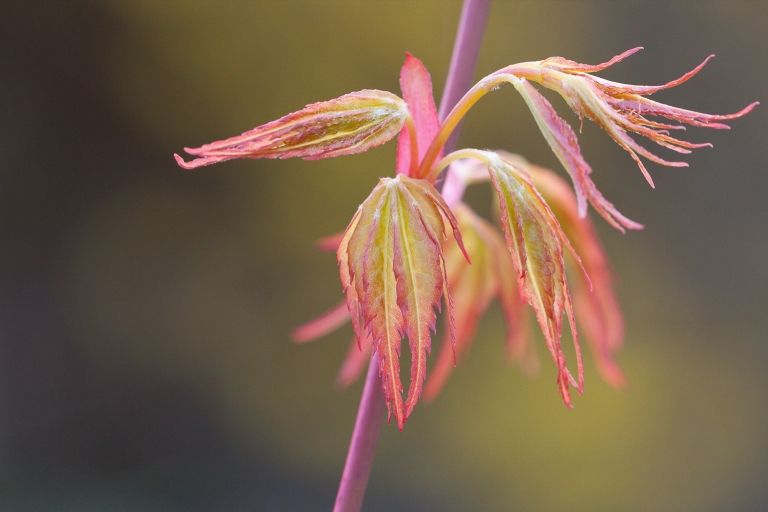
337,175,468,428
527,163,626,387
507,76,642,233
175,90,409,169
494,48,758,191
485,153,586,406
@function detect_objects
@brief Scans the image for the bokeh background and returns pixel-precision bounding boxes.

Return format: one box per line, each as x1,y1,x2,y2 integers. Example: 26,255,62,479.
1,1,766,511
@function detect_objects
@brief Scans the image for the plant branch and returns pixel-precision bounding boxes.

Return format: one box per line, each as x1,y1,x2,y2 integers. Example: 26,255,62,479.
439,0,492,150
419,78,497,180
333,354,386,512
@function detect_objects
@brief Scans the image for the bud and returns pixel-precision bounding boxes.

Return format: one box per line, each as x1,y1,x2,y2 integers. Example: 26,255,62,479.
175,90,409,169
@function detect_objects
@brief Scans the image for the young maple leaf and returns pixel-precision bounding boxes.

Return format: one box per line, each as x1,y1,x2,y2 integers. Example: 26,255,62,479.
174,90,409,169
470,152,626,387
491,48,758,210
337,174,468,428
484,152,586,405
527,161,626,387
508,77,642,232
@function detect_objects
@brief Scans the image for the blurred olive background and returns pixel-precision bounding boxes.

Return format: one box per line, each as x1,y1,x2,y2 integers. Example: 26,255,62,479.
1,1,766,511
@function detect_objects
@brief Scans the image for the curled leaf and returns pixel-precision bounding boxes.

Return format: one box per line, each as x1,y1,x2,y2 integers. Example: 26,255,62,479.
528,164,626,387
338,175,468,428
508,76,642,233
439,151,627,389
541,47,644,74
499,49,757,188
485,153,584,406
175,90,409,169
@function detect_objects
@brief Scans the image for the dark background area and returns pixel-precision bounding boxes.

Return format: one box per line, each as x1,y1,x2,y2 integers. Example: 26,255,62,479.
1,1,766,510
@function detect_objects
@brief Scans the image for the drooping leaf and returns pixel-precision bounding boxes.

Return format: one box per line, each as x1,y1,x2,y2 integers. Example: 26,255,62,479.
486,154,584,406
338,175,467,428
175,89,409,169
509,76,642,233
529,165,626,387
497,50,757,189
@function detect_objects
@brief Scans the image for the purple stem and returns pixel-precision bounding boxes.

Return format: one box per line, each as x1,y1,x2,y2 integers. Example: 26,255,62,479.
333,354,385,512
439,0,491,153
332,1,490,511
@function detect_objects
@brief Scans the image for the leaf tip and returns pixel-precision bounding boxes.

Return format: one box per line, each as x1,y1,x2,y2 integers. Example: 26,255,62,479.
174,153,194,170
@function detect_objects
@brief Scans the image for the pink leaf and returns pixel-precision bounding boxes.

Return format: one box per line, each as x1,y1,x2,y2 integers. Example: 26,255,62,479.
396,53,442,175
337,176,465,428
530,165,626,387
512,78,643,232
175,90,408,169
487,156,585,406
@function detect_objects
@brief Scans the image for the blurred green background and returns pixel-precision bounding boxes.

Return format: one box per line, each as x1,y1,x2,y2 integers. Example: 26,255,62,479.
1,1,766,511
